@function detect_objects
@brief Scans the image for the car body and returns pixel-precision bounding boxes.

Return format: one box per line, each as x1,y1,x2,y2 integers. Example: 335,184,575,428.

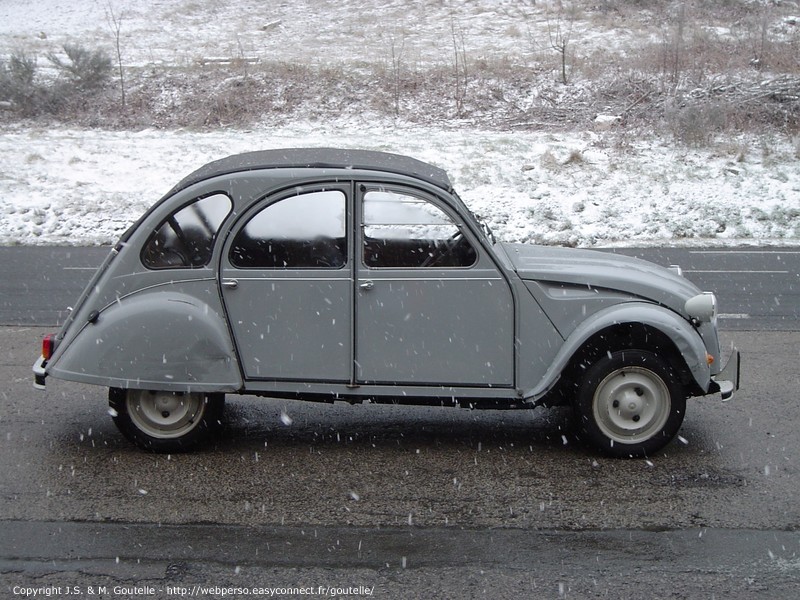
33,148,740,456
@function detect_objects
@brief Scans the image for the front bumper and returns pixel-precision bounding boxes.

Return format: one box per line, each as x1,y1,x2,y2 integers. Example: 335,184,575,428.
709,348,740,401
33,356,47,390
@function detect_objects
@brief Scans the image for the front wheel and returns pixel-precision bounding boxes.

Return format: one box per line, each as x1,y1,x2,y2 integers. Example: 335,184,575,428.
575,350,686,458
109,388,224,452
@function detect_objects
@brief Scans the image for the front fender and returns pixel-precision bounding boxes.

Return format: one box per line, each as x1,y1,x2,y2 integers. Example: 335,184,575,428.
523,302,711,401
47,291,242,393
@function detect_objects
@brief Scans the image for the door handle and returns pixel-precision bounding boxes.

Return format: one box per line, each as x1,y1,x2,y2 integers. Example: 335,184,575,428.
359,280,374,291
221,279,239,289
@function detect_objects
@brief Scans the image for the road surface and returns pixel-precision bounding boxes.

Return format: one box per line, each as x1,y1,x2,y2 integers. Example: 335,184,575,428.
1,246,798,598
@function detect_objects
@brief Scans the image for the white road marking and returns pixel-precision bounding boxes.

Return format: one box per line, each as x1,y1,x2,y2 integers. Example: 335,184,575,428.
719,313,751,319
690,250,800,254
686,270,789,274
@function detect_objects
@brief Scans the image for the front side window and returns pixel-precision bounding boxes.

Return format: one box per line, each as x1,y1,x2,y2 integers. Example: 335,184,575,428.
363,190,476,268
230,190,347,269
142,193,232,269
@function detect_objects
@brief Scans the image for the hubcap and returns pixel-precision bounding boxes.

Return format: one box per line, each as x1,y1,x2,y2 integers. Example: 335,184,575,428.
126,390,206,439
592,366,671,444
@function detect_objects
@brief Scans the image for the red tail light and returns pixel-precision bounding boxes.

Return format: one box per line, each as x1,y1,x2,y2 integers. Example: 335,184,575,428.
42,334,56,360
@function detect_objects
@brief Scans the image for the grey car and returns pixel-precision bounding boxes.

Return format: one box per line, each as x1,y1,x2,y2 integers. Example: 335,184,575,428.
33,148,739,457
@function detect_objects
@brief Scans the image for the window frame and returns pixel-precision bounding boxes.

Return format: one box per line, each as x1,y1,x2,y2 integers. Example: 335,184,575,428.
227,186,350,271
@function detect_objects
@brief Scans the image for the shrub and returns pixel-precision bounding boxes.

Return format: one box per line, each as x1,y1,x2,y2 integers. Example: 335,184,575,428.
0,51,38,107
0,45,114,117
667,102,728,147
47,44,113,91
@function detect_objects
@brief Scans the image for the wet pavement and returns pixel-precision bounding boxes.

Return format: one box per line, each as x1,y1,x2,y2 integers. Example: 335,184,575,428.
2,326,799,598
2,520,799,599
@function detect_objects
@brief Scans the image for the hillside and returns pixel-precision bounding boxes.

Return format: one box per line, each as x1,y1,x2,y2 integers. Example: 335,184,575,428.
1,0,798,246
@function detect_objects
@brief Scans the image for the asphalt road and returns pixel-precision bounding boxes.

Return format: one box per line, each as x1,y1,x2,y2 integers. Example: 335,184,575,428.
1,246,799,598
607,246,799,331
1,245,798,330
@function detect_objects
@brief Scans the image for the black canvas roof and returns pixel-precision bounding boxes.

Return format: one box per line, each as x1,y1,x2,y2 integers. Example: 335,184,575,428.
171,148,453,193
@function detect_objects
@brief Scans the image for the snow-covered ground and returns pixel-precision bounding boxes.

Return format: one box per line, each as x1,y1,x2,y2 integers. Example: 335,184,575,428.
1,0,798,247
2,123,798,247
0,0,636,69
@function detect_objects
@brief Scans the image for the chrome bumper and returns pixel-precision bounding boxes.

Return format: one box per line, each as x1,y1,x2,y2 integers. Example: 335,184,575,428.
710,348,740,401
32,356,47,390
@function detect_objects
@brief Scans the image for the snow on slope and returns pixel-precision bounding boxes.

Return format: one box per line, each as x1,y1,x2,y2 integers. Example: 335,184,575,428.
0,0,798,247
1,123,798,247
0,0,632,69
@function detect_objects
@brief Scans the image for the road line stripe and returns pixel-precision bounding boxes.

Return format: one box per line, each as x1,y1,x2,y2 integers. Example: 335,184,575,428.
690,250,800,255
719,313,751,319
685,270,789,274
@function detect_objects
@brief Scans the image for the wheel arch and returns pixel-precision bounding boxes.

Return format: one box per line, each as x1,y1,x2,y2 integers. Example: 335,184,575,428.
560,322,704,399
527,302,711,405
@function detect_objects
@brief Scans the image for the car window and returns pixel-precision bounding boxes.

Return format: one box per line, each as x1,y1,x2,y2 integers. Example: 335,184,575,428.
142,193,232,269
230,190,347,269
363,190,477,268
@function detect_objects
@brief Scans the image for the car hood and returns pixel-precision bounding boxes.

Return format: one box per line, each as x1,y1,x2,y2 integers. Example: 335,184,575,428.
501,243,702,315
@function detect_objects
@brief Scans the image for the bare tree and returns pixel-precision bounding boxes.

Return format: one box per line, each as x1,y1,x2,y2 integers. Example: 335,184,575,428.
390,33,405,117
546,4,576,85
659,2,686,87
451,17,469,116
106,2,126,110
750,5,772,70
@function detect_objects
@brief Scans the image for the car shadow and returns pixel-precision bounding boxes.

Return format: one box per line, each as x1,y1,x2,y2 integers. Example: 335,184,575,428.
211,396,581,454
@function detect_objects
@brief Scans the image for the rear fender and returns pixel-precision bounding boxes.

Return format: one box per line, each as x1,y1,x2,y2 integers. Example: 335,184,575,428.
47,291,242,393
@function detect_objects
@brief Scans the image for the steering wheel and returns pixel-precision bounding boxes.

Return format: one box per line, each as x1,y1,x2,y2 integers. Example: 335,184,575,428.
420,231,463,268
166,218,198,267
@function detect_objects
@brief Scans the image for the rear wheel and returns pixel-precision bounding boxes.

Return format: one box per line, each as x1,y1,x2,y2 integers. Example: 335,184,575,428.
575,350,686,458
109,388,224,452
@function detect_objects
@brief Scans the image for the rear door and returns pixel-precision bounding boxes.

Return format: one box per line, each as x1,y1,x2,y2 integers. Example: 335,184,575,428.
355,185,514,387
220,185,352,382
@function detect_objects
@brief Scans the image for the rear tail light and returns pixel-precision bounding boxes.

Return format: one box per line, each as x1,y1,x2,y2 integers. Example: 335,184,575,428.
42,334,56,360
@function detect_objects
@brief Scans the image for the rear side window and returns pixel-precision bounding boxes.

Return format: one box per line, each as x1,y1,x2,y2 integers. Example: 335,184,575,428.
142,193,232,269
230,190,347,269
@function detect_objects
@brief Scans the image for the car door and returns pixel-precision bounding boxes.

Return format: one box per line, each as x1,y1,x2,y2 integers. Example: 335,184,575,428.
220,186,352,382
356,185,514,387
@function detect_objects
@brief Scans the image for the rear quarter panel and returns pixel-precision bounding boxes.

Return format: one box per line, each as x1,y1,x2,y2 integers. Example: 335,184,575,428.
47,285,242,392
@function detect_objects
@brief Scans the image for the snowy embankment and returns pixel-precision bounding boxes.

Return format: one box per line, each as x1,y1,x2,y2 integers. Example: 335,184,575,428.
2,0,798,248
0,122,798,247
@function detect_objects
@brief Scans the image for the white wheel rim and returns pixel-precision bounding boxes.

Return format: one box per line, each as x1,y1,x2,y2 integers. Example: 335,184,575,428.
592,366,671,445
126,390,205,439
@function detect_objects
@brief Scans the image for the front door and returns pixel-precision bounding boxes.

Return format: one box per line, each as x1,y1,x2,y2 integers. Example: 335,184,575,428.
355,185,514,387
220,186,352,382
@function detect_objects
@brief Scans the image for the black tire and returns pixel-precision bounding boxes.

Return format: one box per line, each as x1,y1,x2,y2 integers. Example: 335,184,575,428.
574,350,686,458
109,388,224,453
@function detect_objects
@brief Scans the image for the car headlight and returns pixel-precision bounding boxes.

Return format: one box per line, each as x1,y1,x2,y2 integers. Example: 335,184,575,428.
685,292,717,323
